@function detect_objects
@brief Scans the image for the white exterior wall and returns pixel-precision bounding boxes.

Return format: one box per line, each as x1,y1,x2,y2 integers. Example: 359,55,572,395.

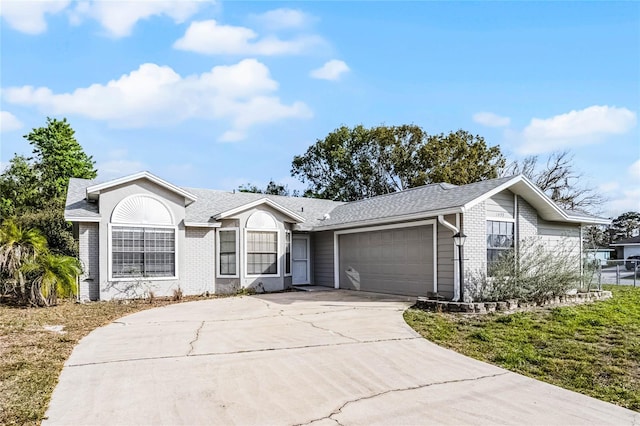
462,201,487,298
517,197,538,243
97,179,187,300
537,218,581,260
183,227,216,295
215,206,294,294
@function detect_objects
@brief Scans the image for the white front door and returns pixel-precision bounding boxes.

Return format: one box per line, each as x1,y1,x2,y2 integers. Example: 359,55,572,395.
292,236,310,285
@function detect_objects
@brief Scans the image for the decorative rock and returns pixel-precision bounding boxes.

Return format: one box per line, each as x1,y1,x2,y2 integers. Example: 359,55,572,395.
412,290,613,314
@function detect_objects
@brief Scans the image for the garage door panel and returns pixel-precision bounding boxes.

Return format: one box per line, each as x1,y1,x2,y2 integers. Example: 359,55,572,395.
339,224,434,297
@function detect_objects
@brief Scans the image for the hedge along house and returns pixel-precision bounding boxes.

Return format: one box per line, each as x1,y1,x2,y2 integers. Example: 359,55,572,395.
65,172,608,301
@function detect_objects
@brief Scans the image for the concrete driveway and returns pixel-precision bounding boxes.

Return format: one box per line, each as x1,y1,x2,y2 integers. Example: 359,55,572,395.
44,290,639,425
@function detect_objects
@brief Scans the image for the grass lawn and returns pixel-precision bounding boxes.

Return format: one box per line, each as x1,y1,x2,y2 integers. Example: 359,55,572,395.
404,285,640,412
0,296,209,425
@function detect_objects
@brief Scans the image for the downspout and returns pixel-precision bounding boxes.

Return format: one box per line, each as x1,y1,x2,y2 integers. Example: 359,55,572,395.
438,215,461,301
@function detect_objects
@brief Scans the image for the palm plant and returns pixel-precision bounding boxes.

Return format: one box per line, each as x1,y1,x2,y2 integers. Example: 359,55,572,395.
0,219,48,300
22,253,81,306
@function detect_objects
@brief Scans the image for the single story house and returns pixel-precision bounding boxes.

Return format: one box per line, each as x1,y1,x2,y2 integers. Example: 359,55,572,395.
65,172,608,301
611,236,640,260
584,248,615,265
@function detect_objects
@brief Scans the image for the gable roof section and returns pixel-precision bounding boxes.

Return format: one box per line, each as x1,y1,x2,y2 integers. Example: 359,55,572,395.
463,175,609,225
182,187,342,230
86,171,197,205
214,197,306,223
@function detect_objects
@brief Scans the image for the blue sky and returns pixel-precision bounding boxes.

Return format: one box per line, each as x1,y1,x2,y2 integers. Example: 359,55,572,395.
1,1,638,217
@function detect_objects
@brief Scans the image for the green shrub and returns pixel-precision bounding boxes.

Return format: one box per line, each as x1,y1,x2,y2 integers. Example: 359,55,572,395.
467,237,582,303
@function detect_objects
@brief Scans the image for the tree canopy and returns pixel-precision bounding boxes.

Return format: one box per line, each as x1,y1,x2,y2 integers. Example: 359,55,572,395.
0,117,97,255
291,125,505,201
238,180,295,196
610,211,640,241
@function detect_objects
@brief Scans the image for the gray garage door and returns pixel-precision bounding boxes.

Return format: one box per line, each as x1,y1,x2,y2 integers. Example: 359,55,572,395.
338,225,434,296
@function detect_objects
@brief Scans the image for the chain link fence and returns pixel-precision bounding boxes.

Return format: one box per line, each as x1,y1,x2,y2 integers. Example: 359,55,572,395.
583,259,639,288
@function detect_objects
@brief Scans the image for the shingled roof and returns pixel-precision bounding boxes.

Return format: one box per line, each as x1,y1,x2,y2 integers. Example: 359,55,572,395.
65,173,608,229
313,177,515,229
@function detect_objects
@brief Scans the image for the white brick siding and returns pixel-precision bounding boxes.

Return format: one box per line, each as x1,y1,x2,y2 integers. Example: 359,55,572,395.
517,197,538,244
183,227,215,295
462,201,486,299
78,222,100,301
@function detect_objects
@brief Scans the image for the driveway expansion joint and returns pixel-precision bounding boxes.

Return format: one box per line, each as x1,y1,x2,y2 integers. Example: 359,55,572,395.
65,336,424,367
295,372,510,426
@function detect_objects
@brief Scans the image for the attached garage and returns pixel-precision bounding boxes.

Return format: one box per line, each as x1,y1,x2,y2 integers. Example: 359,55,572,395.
336,221,436,296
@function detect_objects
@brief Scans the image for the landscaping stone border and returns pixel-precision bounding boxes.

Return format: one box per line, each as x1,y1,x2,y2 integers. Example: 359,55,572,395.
415,291,612,314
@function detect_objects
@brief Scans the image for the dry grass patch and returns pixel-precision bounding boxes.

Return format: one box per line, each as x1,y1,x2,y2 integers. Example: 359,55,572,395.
0,296,210,425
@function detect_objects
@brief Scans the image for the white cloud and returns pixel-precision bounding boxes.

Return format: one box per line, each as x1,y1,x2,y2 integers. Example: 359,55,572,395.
517,105,637,155
0,0,70,34
602,160,640,217
252,8,311,30
629,159,640,180
4,59,311,141
173,19,323,55
0,111,23,132
598,181,620,193
472,112,510,128
608,188,640,217
310,60,350,81
70,0,210,38
96,149,146,180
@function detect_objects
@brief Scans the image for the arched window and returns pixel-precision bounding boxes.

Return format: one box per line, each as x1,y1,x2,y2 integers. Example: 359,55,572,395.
245,211,279,276
110,195,177,280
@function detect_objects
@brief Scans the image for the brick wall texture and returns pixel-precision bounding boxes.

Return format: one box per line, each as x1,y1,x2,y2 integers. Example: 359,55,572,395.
517,197,538,243
183,227,215,295
462,201,486,300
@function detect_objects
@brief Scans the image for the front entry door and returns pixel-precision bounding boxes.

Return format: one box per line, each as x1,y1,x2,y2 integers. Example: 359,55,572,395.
292,236,310,284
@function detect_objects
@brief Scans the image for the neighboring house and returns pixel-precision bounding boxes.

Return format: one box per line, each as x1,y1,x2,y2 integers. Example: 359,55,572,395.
65,172,608,301
611,236,640,260
584,248,615,265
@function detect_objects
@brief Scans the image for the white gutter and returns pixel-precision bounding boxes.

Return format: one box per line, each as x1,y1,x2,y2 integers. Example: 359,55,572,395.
313,208,461,232
438,215,461,301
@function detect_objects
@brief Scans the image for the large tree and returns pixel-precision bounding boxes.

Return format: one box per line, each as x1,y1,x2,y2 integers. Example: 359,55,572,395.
26,117,97,201
502,151,604,212
0,117,97,255
291,125,505,201
610,211,640,241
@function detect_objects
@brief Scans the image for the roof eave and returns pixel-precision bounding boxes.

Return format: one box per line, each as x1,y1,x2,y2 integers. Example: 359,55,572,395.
86,171,197,204
184,221,222,228
64,215,101,223
310,207,462,232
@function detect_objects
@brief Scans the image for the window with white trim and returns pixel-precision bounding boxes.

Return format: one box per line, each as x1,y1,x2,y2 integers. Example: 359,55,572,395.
112,226,175,278
285,230,292,275
487,220,514,275
247,231,278,275
218,229,238,276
